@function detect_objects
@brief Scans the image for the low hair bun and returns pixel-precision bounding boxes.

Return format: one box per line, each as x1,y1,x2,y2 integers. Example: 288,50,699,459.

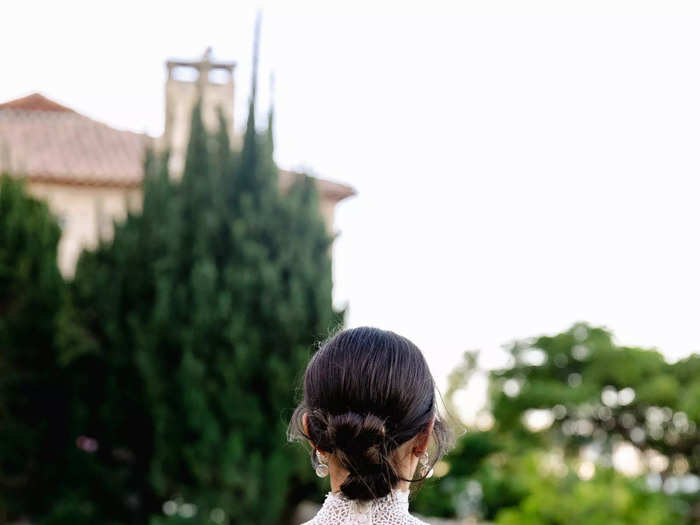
303,410,388,461
327,412,386,462
326,412,398,500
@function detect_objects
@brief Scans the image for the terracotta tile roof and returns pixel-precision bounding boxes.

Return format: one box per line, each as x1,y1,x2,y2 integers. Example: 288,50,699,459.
0,93,76,113
0,93,355,200
279,169,356,203
0,93,149,188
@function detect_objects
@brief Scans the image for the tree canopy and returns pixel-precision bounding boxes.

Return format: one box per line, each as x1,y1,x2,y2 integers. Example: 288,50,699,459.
65,86,340,524
0,175,71,521
413,323,699,524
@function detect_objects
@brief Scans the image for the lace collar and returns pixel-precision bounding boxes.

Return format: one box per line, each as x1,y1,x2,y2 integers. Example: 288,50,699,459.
310,488,412,525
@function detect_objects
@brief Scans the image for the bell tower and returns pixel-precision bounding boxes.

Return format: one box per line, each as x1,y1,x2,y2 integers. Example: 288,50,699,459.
162,48,236,176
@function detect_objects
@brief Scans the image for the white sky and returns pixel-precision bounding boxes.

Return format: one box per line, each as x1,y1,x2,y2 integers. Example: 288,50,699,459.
4,0,700,393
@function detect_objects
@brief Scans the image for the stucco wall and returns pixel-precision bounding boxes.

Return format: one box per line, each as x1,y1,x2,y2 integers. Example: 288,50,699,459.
319,197,336,235
27,182,141,277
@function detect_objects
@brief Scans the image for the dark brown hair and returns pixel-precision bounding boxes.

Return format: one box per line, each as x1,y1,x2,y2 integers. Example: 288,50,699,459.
289,327,452,501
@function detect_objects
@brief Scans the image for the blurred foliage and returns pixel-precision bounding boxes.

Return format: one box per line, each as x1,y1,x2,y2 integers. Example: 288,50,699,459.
491,324,699,465
0,64,339,524
63,96,340,525
0,175,68,520
496,462,682,525
413,323,699,524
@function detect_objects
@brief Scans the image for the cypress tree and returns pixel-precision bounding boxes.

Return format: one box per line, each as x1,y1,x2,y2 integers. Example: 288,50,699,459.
0,175,69,521
70,23,340,525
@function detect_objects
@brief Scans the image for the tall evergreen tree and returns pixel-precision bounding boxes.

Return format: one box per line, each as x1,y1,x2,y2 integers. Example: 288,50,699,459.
0,175,69,521
70,22,340,525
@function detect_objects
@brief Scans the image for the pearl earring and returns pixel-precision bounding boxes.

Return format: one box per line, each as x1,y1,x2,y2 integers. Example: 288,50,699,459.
315,450,329,478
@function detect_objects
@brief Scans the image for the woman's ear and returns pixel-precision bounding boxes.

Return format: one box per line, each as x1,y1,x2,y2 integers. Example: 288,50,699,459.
303,413,310,437
303,413,320,451
413,416,435,457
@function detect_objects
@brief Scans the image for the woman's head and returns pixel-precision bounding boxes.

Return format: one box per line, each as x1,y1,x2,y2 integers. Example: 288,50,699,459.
289,327,452,500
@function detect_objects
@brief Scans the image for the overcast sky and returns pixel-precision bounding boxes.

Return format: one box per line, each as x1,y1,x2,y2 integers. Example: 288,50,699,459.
4,1,700,397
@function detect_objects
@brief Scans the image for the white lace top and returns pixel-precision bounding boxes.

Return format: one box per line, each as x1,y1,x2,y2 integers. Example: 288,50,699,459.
302,489,428,525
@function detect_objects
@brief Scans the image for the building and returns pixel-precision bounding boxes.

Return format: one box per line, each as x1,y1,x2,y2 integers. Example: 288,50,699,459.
0,50,355,276
161,47,237,176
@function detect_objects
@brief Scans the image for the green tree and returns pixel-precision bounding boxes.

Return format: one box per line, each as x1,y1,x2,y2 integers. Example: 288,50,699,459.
69,57,339,525
0,175,68,521
413,323,698,524
496,456,682,525
489,323,699,481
